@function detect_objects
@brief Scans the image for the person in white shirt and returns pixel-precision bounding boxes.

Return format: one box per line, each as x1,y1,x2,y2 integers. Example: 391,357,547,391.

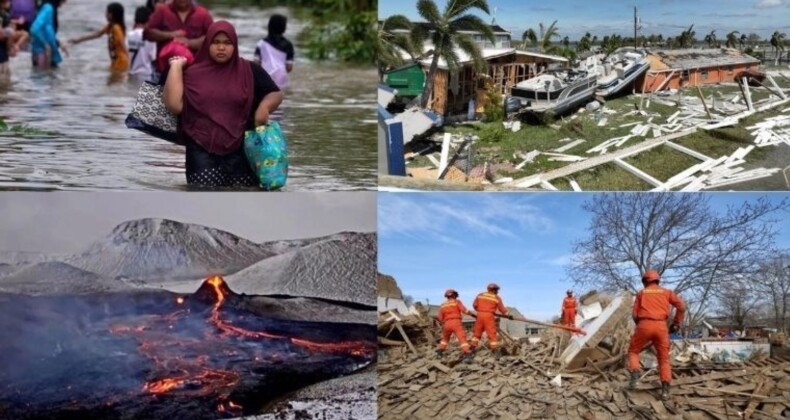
128,6,156,80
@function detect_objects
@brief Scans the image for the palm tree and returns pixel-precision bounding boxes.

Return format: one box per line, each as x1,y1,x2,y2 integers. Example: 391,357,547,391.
522,28,538,49
678,25,696,48
739,33,748,50
418,0,494,108
724,31,739,49
704,30,717,48
576,33,592,53
562,36,570,49
602,33,622,58
770,31,787,65
592,35,598,46
522,20,560,53
376,15,420,80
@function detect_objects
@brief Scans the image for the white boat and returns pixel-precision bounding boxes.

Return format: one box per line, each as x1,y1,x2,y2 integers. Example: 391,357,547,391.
506,69,598,116
595,49,650,98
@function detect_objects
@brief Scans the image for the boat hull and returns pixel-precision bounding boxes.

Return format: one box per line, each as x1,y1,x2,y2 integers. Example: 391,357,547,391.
595,60,650,98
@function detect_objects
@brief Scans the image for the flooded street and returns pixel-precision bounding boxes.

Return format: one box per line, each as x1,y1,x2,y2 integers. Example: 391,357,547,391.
0,3,376,191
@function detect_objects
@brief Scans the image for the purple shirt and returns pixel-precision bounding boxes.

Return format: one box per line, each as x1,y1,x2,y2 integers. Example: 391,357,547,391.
10,0,37,24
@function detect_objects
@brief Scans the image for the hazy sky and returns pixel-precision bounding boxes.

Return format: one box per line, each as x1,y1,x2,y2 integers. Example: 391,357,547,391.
0,193,376,253
378,192,790,321
380,0,790,41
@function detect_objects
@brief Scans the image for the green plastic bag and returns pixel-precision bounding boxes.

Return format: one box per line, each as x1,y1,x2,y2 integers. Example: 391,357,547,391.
243,121,288,191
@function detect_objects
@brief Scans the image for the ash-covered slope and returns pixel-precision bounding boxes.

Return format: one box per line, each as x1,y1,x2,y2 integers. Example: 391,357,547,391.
0,251,53,265
226,232,376,306
0,261,132,295
66,219,277,280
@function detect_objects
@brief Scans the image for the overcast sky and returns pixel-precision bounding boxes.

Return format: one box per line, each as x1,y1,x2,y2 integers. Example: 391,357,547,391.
380,0,790,40
0,193,376,253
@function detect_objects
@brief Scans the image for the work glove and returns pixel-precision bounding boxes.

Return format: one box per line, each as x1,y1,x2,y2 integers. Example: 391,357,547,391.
632,316,639,325
669,324,680,334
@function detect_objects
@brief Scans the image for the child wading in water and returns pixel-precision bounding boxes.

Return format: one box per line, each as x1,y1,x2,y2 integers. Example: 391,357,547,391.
128,6,156,80
69,2,129,72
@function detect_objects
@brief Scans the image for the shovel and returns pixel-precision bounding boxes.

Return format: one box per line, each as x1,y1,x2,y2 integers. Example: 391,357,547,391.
493,313,586,336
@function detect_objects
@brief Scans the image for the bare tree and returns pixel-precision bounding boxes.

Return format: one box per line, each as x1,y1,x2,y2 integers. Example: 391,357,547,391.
567,193,788,328
713,278,760,332
754,251,790,333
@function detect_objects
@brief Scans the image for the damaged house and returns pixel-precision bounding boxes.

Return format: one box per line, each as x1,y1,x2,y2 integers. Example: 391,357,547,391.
642,48,761,93
419,48,568,117
425,304,546,339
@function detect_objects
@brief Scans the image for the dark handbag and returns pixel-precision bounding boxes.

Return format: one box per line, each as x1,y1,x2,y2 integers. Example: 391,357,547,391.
125,81,179,143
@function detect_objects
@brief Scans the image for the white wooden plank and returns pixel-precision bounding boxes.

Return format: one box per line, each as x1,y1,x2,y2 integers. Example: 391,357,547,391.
437,133,451,178
664,141,712,162
613,158,663,187
553,139,586,153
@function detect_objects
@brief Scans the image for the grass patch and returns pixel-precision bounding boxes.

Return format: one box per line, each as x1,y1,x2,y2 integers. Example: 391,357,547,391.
566,163,654,191
623,145,700,182
0,117,58,137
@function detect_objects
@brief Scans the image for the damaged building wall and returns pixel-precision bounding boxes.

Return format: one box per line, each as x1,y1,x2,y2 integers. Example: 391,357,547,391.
642,48,761,93
426,51,567,117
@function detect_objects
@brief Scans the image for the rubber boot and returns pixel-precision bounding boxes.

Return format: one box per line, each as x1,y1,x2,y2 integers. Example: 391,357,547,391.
661,382,670,400
492,348,502,360
463,352,474,364
435,349,444,358
627,371,639,390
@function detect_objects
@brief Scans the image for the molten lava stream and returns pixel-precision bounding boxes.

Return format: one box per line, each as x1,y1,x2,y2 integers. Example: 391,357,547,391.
206,276,374,356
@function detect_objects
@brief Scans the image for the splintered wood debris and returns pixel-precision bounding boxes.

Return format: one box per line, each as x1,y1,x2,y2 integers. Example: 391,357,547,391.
378,296,790,419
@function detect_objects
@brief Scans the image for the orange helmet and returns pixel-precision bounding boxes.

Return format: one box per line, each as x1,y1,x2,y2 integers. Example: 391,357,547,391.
487,283,500,291
444,289,458,298
642,270,661,284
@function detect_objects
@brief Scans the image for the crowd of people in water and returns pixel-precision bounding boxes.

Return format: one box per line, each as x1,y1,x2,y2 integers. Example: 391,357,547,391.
1,0,295,189
1,0,294,85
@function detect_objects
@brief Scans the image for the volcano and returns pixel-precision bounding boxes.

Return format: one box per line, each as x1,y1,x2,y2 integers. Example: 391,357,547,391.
0,276,376,419
65,219,279,281
226,232,377,306
0,261,131,295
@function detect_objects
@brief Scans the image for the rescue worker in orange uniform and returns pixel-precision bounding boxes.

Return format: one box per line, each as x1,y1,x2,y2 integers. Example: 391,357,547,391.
435,289,474,362
470,283,512,358
627,270,685,400
561,289,577,327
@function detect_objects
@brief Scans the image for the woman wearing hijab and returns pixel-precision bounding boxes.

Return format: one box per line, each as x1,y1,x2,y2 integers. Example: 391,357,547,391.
163,20,283,189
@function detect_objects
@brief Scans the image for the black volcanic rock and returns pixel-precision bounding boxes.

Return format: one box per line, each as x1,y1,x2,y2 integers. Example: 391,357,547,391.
0,262,131,295
66,219,277,281
226,232,376,306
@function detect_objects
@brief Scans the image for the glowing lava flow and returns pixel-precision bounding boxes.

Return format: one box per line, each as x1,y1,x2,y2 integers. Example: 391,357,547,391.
110,275,372,404
206,276,376,355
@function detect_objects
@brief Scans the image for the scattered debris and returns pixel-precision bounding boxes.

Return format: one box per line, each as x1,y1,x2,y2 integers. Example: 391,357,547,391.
378,292,790,419
553,139,586,153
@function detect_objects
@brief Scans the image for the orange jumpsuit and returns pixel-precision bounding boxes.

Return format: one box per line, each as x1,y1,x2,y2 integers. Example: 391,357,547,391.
436,298,471,354
471,292,508,350
561,296,577,327
627,284,685,383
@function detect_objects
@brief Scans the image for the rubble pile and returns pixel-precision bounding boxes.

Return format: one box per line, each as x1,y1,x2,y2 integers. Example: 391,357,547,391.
378,294,790,419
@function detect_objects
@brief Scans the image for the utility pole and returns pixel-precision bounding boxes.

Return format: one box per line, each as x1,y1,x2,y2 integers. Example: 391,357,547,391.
634,6,638,48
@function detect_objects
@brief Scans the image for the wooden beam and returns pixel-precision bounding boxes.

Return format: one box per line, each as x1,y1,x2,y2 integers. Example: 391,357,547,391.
664,141,712,161
394,321,418,354
743,77,754,111
613,158,663,187
696,85,713,120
